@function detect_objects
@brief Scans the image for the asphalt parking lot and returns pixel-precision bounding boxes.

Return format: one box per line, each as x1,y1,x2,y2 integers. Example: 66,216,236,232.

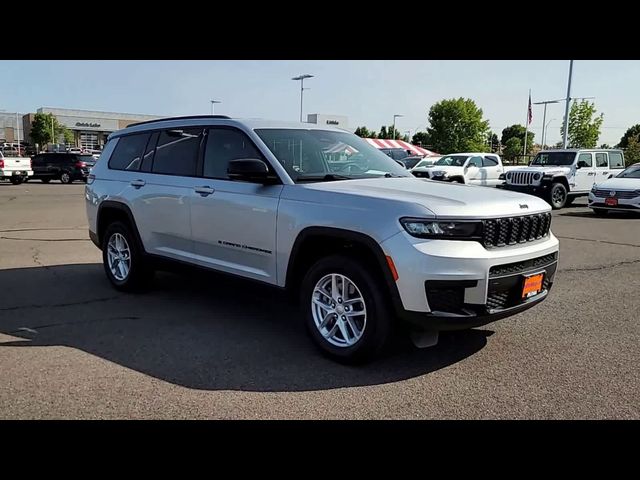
0,181,638,419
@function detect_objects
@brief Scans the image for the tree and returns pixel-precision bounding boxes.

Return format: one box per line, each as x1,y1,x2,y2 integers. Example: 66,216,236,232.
30,112,73,148
487,132,499,152
503,137,522,161
624,135,640,166
501,124,534,154
377,125,403,140
412,132,429,146
354,126,372,138
617,124,640,149
560,100,604,148
425,98,490,154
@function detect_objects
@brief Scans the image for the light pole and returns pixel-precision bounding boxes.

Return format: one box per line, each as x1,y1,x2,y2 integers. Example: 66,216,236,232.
561,60,574,148
292,74,314,123
210,100,221,115
543,118,556,149
392,114,403,140
534,99,562,149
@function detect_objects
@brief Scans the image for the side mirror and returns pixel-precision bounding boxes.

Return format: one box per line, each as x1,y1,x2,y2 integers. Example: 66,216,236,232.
575,163,582,169
608,174,613,179
227,158,275,183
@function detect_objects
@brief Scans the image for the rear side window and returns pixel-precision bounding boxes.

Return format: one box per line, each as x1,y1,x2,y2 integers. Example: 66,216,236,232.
483,156,499,167
152,128,202,177
609,151,625,169
595,153,608,167
108,133,150,171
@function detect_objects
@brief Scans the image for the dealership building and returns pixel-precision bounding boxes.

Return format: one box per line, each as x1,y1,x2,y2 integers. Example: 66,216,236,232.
21,107,163,151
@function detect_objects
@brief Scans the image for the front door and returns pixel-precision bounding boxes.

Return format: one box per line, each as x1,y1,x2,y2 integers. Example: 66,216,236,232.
573,152,595,192
190,127,282,284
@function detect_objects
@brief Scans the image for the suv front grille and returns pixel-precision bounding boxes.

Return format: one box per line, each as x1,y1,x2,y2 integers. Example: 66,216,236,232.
489,252,558,277
593,189,638,199
508,171,536,185
482,213,551,248
413,171,430,178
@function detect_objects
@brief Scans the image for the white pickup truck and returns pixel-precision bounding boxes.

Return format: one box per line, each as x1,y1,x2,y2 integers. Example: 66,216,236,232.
411,152,515,187
0,151,34,185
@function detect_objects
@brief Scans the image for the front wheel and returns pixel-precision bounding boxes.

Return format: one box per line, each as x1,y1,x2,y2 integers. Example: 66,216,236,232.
102,221,154,292
41,178,51,184
548,182,568,209
300,255,393,364
10,176,24,185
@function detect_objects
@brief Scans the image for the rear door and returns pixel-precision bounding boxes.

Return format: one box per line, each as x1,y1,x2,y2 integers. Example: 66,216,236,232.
594,152,610,183
482,154,502,186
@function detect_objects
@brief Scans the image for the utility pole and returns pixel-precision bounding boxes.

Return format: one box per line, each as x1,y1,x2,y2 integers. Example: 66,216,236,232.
562,60,574,148
292,74,314,122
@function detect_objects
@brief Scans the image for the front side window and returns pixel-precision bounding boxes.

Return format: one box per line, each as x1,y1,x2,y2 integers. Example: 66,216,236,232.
152,128,202,176
254,129,410,182
595,153,608,168
577,153,593,168
108,133,150,171
203,128,265,180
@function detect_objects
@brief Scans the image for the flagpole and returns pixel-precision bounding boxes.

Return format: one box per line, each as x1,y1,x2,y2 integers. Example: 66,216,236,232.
523,89,530,157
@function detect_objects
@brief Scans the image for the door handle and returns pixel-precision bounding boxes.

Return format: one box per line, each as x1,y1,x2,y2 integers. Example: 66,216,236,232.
194,186,215,196
130,179,146,188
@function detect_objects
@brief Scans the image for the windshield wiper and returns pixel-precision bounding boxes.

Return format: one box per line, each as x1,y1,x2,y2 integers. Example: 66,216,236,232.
296,173,353,182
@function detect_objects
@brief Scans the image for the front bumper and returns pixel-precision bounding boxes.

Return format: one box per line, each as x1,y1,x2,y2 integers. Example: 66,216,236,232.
503,183,547,195
0,170,33,178
588,192,640,212
381,230,559,330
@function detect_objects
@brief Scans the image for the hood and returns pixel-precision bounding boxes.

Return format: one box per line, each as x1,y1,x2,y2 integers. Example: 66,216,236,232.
509,166,572,176
593,177,640,191
298,177,550,218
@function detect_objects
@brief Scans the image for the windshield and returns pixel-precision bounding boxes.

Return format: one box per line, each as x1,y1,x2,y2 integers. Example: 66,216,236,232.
402,157,421,169
531,152,576,166
617,165,640,178
254,129,411,182
78,155,95,162
435,155,469,167
414,158,435,168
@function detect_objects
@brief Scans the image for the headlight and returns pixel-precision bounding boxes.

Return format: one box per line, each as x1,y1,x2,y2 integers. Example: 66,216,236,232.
400,218,483,240
533,173,541,181
506,172,512,180
431,170,447,177
591,184,598,192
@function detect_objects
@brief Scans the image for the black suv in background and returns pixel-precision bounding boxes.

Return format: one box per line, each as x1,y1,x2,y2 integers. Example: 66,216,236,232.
30,153,96,184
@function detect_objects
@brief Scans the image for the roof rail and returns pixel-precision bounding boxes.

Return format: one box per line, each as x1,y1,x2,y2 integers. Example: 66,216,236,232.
127,115,231,128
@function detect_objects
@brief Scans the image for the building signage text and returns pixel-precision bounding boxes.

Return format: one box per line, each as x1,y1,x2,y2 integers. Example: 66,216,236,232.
75,122,101,128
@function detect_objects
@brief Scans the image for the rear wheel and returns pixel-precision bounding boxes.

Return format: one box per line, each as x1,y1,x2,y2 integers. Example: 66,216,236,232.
548,182,567,209
10,176,24,185
300,254,393,364
59,171,72,184
564,196,575,207
41,178,51,184
102,221,154,292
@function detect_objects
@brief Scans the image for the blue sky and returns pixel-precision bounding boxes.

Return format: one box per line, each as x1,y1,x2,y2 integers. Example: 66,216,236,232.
1,60,638,145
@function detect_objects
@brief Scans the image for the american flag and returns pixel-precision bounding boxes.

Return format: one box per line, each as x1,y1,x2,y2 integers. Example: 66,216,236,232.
527,92,533,125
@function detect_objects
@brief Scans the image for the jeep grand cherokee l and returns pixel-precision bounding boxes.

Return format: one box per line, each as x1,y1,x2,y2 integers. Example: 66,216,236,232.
85,115,559,363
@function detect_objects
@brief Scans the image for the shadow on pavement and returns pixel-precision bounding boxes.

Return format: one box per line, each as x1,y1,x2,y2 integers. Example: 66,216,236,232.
0,263,492,392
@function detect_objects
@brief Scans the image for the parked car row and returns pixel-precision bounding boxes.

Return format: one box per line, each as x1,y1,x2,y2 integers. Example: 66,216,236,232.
0,151,97,184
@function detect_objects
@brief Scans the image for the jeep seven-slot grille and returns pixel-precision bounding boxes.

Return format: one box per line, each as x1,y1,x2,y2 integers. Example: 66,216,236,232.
482,213,552,248
593,189,639,199
489,252,558,277
508,171,536,185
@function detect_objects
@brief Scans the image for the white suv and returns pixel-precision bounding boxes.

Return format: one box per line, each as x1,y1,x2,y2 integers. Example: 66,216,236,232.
85,115,559,363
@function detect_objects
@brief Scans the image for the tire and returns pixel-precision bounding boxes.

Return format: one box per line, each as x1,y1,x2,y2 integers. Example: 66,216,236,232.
564,196,575,207
59,171,72,184
10,176,24,185
592,208,608,217
101,221,154,292
300,254,393,364
41,178,51,184
547,182,568,209
450,178,464,184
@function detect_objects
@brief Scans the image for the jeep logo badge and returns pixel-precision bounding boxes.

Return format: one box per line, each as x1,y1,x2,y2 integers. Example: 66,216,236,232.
519,204,529,209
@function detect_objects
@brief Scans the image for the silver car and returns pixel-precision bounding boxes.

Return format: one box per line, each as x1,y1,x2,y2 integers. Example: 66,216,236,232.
86,115,559,363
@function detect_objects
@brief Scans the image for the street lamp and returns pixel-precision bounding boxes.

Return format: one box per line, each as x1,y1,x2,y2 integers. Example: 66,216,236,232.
543,118,556,149
292,74,314,123
533,99,562,149
210,100,221,115
392,114,403,140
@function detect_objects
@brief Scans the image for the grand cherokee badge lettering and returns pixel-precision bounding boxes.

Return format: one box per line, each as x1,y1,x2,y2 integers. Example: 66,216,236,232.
218,240,272,255
519,204,529,209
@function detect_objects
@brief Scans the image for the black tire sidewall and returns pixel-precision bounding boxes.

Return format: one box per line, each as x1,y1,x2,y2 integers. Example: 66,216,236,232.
300,255,392,363
101,221,150,291
41,178,51,183
549,183,567,209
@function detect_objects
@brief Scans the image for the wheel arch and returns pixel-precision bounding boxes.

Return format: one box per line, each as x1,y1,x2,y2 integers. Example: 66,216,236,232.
97,201,146,253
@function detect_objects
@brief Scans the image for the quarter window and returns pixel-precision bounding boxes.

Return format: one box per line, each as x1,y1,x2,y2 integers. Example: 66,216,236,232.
152,128,203,176
108,133,150,171
609,151,625,168
483,156,499,167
